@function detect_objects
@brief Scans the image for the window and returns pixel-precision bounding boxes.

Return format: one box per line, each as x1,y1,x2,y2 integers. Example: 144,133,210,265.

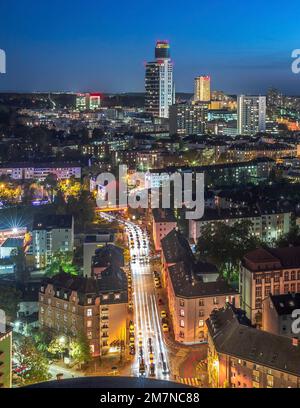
199,319,204,327
90,344,95,353
180,309,185,317
291,271,296,281
180,319,185,328
265,286,271,297
114,294,121,300
179,299,185,307
87,309,92,317
284,271,290,281
291,283,296,293
87,297,92,304
199,299,204,307
284,284,289,294
213,297,219,305
87,331,92,339
199,310,204,317
87,320,92,328
255,287,262,298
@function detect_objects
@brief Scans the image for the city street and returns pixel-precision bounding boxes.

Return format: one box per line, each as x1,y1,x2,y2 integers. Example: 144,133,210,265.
100,213,170,380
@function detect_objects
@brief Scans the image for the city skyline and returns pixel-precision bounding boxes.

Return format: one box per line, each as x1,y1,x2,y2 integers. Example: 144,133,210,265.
0,0,300,94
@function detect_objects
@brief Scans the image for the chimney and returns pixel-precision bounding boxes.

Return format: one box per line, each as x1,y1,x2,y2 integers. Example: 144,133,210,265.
292,337,299,347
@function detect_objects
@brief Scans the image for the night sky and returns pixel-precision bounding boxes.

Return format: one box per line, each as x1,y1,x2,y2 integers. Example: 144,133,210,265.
0,0,300,94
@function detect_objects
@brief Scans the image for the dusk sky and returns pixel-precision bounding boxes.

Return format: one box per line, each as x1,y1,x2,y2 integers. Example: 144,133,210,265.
1,0,300,94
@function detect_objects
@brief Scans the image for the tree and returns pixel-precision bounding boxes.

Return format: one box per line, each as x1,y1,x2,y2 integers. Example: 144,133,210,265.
31,327,54,353
45,251,79,277
276,225,300,247
14,337,51,385
47,337,67,358
0,285,21,321
196,220,261,282
69,333,92,366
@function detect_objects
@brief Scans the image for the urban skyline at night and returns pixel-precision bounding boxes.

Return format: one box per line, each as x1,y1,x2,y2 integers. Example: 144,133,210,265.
2,0,300,398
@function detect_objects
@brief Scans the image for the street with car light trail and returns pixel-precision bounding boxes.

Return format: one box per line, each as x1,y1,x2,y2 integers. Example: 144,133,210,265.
100,213,170,380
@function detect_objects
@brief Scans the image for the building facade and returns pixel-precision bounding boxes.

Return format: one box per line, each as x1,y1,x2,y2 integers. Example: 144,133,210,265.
240,247,300,325
39,269,128,357
28,215,74,269
145,41,175,118
0,330,12,388
169,102,209,136
237,95,266,135
194,76,211,102
161,229,238,344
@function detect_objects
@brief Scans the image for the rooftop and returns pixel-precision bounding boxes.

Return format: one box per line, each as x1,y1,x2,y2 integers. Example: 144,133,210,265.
207,305,300,377
243,246,300,272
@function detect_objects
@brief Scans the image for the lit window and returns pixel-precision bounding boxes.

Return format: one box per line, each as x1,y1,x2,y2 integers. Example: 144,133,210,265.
199,319,204,327
180,319,185,328
87,309,92,317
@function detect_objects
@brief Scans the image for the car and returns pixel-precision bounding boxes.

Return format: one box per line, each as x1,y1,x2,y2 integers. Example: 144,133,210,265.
162,323,169,332
129,336,135,345
161,310,167,318
162,361,170,375
149,353,154,363
139,362,146,376
149,363,156,377
138,338,143,347
129,321,134,332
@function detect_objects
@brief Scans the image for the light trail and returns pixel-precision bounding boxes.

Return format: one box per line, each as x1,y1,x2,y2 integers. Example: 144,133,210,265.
99,212,171,380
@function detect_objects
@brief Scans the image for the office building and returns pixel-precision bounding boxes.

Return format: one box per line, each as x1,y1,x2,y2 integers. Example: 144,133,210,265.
194,76,211,102
237,95,266,135
145,41,175,118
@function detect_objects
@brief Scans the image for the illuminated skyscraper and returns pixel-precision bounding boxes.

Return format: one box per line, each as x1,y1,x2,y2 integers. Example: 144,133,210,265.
194,76,211,102
237,95,266,135
145,41,175,118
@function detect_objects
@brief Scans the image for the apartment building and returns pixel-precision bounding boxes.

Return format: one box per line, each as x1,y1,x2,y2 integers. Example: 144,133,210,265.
240,246,300,325
39,269,128,357
189,206,292,243
207,304,300,388
28,214,74,269
0,163,81,181
161,229,238,344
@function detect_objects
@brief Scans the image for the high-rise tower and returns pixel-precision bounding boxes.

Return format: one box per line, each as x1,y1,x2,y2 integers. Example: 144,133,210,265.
145,41,175,118
237,95,266,135
194,76,211,102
